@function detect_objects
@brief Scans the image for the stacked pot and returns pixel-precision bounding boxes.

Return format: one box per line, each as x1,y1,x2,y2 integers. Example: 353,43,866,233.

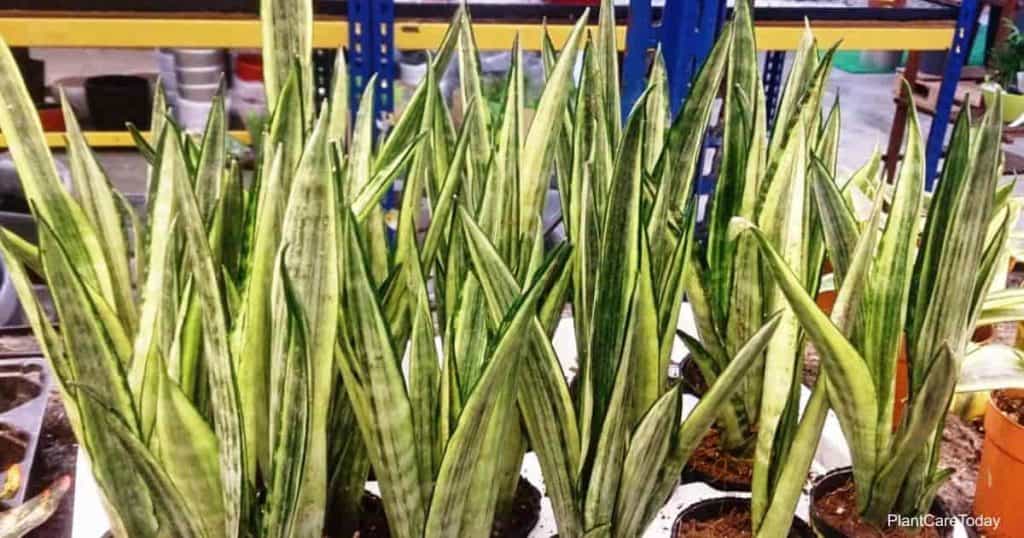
229,53,267,128
175,49,226,132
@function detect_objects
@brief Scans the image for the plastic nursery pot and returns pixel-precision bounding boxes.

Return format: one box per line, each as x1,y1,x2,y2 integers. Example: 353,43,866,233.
816,289,836,315
971,324,995,345
234,53,263,82
672,496,814,537
355,477,542,538
982,85,1024,124
37,104,65,132
810,467,953,538
973,389,1024,537
84,75,151,130
680,427,753,492
892,341,909,430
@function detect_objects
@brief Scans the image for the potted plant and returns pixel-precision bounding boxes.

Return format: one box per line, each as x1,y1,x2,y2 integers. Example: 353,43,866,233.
670,2,852,536
0,0,418,533
468,2,801,537
984,18,1024,124
678,0,839,506
735,92,1024,536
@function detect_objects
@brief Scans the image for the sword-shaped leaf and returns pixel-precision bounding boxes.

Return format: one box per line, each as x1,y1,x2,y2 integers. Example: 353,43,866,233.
264,255,314,538
173,134,247,538
261,0,312,124
732,217,879,508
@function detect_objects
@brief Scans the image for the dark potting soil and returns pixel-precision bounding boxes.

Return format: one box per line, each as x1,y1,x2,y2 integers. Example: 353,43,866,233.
25,390,77,538
358,493,391,538
813,478,942,538
992,390,1024,427
937,414,983,517
673,507,755,537
357,477,541,538
682,428,753,489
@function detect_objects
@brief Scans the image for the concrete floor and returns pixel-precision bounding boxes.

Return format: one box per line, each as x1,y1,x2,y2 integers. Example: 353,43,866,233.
19,47,1024,199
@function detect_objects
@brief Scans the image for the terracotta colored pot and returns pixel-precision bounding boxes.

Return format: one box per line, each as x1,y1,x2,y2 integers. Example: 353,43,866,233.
972,324,995,345
897,326,990,428
816,289,836,315
893,348,909,430
973,389,1024,537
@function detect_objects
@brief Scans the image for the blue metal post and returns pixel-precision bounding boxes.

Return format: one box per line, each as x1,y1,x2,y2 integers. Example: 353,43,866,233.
347,0,395,121
372,0,396,117
925,0,979,189
622,0,656,119
622,0,726,118
347,0,374,117
763,50,786,132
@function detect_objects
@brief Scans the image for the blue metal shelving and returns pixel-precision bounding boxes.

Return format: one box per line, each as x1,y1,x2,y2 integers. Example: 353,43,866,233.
622,0,726,118
348,0,396,120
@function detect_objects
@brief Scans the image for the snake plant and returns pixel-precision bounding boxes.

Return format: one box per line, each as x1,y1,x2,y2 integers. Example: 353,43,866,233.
679,2,843,535
437,1,785,537
0,0,423,533
736,85,1024,529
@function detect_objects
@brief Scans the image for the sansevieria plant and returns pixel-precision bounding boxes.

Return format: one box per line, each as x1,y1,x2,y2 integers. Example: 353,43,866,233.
0,0,426,534
440,1,788,537
736,85,1024,531
339,1,783,536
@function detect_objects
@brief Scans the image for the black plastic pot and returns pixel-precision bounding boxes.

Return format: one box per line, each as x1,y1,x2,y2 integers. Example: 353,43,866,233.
12,50,45,106
672,496,814,537
84,75,151,130
810,467,954,538
676,355,708,397
357,477,541,538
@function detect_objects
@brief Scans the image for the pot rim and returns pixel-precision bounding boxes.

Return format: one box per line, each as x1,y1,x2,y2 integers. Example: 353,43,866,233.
809,467,953,538
984,390,1024,460
988,389,1024,433
671,495,814,538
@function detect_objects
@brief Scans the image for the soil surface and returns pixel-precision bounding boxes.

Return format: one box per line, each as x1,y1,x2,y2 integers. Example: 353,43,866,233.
992,390,1024,426
937,414,984,517
681,428,753,490
25,390,77,538
673,505,811,537
357,477,541,538
813,477,943,538
673,507,756,537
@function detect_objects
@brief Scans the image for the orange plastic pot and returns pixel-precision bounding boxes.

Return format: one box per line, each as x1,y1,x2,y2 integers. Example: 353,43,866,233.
816,290,836,315
973,389,1024,537
894,328,990,430
893,350,908,429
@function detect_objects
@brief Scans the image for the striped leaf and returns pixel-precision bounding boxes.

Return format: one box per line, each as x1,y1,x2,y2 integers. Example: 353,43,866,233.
732,217,879,509
261,0,312,124
172,133,248,538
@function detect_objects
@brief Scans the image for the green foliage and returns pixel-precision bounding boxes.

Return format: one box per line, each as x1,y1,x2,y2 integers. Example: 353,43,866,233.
739,86,1024,527
990,18,1024,88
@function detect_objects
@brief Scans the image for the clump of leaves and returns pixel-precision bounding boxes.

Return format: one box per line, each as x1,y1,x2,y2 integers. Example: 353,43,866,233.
991,18,1024,89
